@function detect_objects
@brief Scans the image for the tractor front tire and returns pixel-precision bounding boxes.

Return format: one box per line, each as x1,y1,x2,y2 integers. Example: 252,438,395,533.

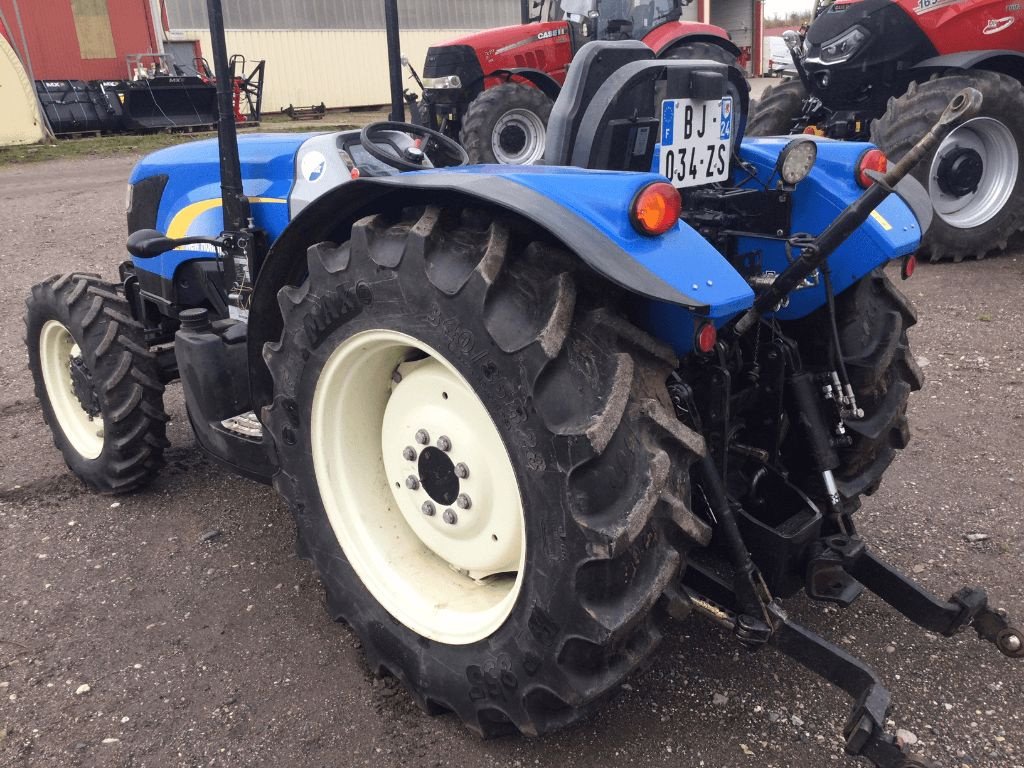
26,273,169,493
263,205,709,735
460,83,552,165
871,71,1024,261
746,78,807,136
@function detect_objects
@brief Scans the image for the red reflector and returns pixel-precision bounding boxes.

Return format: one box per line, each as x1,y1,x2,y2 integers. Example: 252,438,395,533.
901,253,916,280
857,148,888,188
350,167,361,180
630,182,682,236
695,322,717,354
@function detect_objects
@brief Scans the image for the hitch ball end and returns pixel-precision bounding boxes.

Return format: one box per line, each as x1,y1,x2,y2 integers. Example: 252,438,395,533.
938,87,983,129
996,627,1024,658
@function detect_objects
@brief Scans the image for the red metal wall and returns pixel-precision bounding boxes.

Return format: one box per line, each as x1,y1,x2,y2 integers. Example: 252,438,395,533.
0,0,158,80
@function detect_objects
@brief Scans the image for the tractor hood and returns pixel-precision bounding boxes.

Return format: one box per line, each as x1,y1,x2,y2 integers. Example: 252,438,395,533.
802,0,936,110
422,21,573,97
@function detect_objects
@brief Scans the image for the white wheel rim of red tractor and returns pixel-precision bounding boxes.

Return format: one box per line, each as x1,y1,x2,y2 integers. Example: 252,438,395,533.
929,117,1019,230
39,320,104,460
310,329,526,645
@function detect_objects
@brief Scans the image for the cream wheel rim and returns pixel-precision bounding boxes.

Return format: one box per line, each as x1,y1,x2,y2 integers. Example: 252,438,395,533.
311,329,526,645
39,320,104,459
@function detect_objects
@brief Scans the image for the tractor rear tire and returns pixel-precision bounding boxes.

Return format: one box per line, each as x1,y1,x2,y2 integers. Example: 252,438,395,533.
26,273,169,493
871,71,1024,262
263,205,708,736
460,83,553,165
746,78,807,136
782,269,923,507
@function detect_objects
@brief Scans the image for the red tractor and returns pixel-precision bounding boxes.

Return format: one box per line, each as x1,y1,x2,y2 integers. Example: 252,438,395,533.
748,0,1023,261
411,0,742,164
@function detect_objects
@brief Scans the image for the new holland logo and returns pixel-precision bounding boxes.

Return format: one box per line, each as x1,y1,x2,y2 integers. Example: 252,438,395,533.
982,15,1015,33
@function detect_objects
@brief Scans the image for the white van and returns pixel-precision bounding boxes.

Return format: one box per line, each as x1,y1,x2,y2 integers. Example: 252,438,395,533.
764,36,797,78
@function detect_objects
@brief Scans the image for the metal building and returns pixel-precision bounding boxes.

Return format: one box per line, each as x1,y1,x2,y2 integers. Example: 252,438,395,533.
161,0,509,111
162,0,761,110
1,1,761,115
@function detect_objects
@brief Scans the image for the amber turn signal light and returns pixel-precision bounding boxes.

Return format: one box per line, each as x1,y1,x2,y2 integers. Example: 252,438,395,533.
630,182,681,236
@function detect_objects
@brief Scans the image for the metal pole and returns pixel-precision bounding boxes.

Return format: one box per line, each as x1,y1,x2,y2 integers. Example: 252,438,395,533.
205,0,249,232
521,0,531,24
384,0,405,122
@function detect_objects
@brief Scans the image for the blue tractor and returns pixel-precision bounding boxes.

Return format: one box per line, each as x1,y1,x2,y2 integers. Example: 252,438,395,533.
23,1,1021,764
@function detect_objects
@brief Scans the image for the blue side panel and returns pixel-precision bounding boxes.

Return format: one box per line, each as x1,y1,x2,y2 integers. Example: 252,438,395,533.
432,165,755,321
129,134,317,280
735,137,922,320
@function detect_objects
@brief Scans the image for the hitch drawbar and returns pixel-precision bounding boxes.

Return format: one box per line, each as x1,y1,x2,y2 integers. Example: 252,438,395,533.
682,536,1022,768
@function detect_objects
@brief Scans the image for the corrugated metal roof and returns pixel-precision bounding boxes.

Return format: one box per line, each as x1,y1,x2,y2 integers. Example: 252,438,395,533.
164,0,519,31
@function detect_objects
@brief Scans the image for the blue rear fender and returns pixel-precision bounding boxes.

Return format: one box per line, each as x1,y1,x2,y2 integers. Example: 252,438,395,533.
734,137,922,321
255,165,756,358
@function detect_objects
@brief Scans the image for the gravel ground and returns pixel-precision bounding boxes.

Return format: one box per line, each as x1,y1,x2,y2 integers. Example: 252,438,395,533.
0,150,1021,768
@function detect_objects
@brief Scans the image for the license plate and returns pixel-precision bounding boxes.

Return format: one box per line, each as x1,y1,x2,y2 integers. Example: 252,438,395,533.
659,97,733,188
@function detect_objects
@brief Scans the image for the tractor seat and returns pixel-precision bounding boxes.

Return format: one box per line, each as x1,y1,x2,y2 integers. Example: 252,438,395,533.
544,40,748,172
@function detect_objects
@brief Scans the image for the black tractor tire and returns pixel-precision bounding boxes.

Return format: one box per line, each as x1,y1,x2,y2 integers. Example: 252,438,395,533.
871,71,1024,262
783,269,923,507
263,205,709,736
746,78,807,136
460,83,553,165
26,273,169,493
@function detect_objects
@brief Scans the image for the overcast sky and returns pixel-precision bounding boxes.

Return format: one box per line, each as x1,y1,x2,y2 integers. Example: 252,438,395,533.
763,0,816,19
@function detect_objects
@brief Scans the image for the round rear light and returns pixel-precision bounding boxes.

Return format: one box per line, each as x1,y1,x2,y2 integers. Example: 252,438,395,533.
695,321,717,354
857,148,888,188
630,182,681,236
901,253,917,280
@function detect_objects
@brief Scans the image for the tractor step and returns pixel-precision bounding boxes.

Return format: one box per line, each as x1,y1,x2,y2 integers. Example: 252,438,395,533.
221,410,262,438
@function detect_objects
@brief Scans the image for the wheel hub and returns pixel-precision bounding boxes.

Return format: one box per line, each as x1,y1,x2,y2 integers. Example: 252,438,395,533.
936,146,983,197
928,117,1019,229
491,108,546,165
498,123,527,156
417,446,459,506
381,357,522,578
69,355,101,418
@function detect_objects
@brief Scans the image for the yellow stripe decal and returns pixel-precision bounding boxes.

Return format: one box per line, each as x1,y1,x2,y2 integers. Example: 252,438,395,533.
166,197,287,239
869,209,893,231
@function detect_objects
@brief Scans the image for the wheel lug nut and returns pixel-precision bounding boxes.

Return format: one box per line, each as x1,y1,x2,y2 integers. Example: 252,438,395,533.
454,463,469,479
405,475,420,490
421,501,435,516
402,446,417,461
443,508,458,525
415,429,430,445
437,435,452,452
456,493,472,509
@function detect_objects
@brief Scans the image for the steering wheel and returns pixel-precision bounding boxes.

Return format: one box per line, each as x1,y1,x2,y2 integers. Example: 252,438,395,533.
359,121,469,172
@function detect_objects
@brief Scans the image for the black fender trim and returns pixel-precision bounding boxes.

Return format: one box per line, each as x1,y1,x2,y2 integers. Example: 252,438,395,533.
247,173,705,410
912,50,1024,73
656,34,742,61
487,68,563,101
